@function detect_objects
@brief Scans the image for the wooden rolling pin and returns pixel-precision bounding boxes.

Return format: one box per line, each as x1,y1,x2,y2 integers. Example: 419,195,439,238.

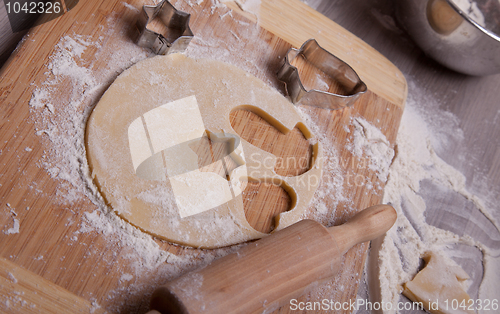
147,204,397,314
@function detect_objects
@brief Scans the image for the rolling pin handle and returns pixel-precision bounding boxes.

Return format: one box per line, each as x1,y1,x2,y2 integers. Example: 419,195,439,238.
328,204,397,254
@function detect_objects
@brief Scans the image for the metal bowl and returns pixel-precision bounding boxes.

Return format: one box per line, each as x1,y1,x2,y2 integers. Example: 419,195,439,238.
396,0,500,76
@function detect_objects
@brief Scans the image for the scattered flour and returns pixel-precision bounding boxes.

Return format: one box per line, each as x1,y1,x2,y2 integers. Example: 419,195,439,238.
121,1,140,13
221,0,262,21
29,34,118,204
7,272,18,284
364,84,500,314
23,3,274,312
120,273,134,282
296,107,351,223
90,299,101,314
347,117,394,183
478,252,500,304
25,18,194,312
4,218,20,235
0,286,34,311
4,206,20,235
17,1,498,313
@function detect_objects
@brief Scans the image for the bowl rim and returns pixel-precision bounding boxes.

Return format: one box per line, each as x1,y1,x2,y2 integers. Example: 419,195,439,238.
446,0,500,42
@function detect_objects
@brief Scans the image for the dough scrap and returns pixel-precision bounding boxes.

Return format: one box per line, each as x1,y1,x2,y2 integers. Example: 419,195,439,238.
86,54,322,248
403,252,474,314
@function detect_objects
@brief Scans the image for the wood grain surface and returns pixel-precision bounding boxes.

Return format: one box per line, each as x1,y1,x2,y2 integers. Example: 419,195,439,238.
0,256,106,313
0,0,406,313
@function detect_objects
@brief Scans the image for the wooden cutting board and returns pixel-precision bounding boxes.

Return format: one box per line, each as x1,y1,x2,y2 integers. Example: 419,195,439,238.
0,0,406,313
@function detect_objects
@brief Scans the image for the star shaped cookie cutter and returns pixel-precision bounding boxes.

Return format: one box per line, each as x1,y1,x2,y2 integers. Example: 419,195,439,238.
277,39,367,110
136,0,194,55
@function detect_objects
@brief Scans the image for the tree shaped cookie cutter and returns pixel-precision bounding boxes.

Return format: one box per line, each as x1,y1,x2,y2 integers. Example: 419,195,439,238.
277,39,367,110
136,0,194,54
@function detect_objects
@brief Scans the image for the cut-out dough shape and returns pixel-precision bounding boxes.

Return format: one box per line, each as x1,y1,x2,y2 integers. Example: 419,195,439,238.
86,53,323,248
403,252,474,314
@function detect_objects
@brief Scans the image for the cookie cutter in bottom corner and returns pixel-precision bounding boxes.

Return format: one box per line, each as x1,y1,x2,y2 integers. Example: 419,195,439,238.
135,0,194,55
277,39,367,110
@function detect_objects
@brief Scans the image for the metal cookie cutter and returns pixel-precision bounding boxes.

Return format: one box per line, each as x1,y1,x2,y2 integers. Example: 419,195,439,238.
136,0,194,55
277,39,367,110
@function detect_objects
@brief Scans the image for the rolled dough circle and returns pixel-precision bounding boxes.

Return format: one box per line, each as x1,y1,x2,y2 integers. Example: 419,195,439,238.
86,54,322,248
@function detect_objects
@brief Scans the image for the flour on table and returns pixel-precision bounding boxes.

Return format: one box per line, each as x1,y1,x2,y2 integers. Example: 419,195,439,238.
4,218,20,235
296,108,350,223
23,1,499,313
346,117,394,183
7,272,18,284
364,82,500,314
89,299,101,314
119,273,134,282
28,32,149,205
221,0,261,21
26,20,190,312
24,3,284,311
121,1,140,13
4,206,20,235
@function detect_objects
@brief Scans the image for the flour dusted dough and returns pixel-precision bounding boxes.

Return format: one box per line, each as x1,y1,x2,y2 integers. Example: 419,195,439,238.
403,252,474,314
86,54,322,248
